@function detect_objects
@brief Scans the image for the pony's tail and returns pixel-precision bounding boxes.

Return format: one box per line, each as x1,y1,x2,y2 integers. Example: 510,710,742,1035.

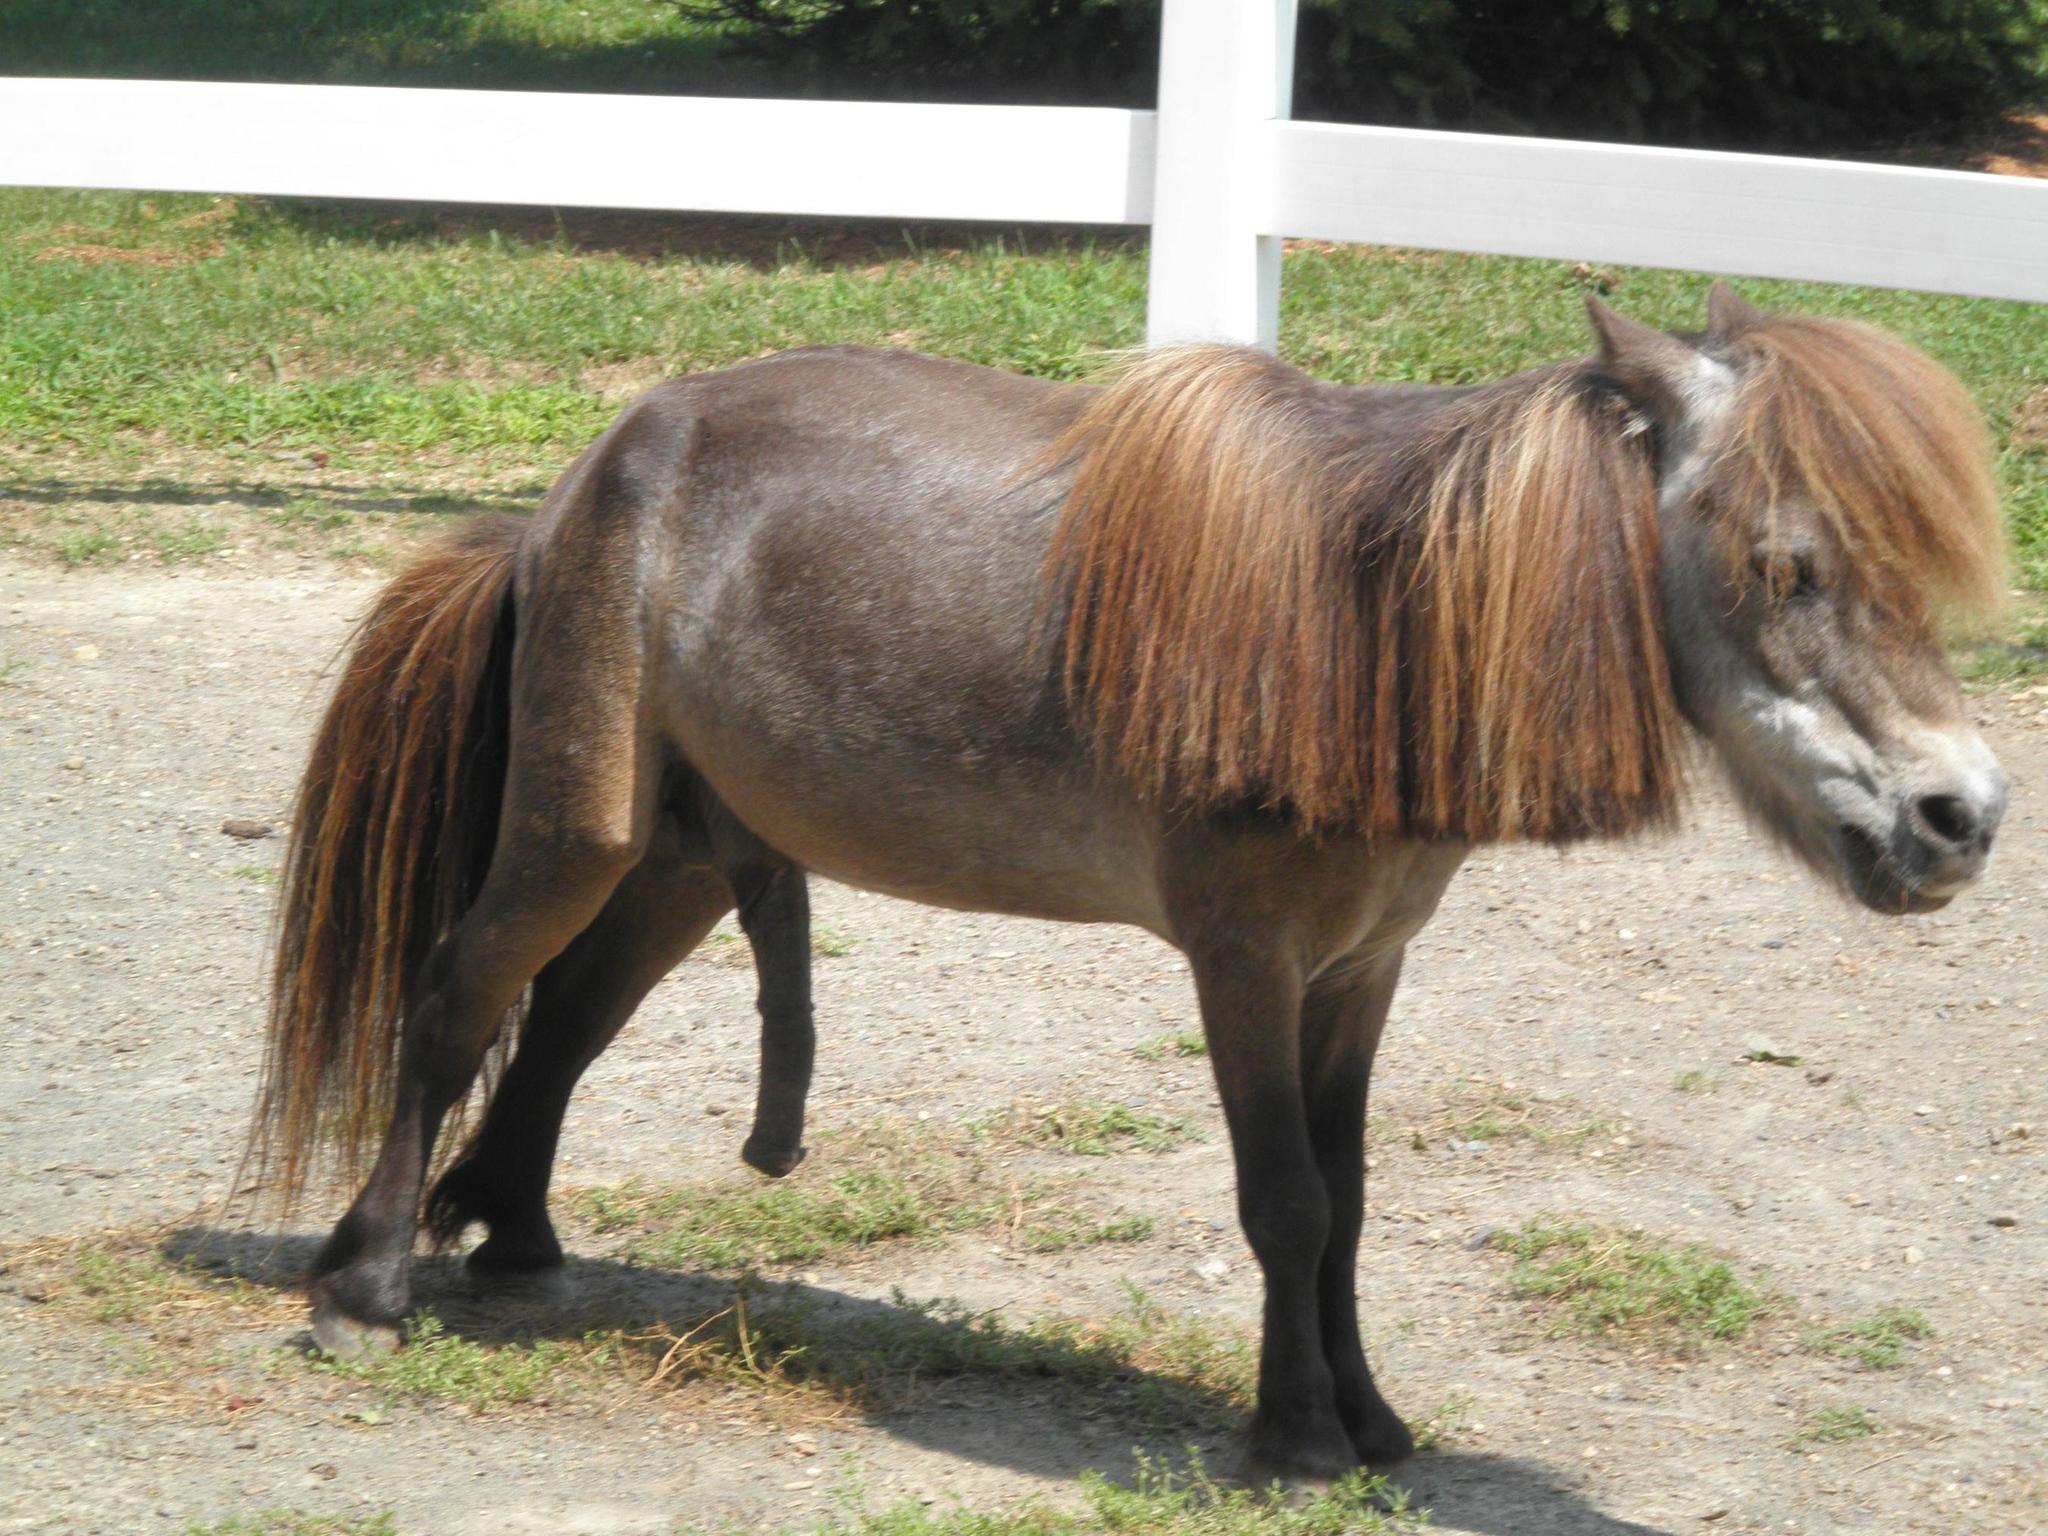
248,514,527,1212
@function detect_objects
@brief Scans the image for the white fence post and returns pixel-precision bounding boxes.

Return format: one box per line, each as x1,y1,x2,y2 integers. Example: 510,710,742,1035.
1144,0,1297,348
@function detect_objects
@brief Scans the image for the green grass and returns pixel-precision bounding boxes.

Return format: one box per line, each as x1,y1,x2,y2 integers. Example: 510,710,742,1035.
1788,1405,1880,1450
1020,1214,1158,1254
268,499,356,533
185,1514,395,1536
1804,1308,1934,1370
1136,1031,1209,1060
309,1284,1257,1432
1409,1391,1475,1453
1491,1218,1779,1344
6,186,2048,605
56,528,121,566
155,523,229,562
1956,607,2048,686
304,1312,602,1410
813,924,857,958
1672,1069,1720,1094
762,1459,1426,1536
1391,1083,1619,1153
71,1245,196,1323
978,1102,1201,1157
563,1121,1153,1270
729,1287,1259,1425
581,1166,1003,1269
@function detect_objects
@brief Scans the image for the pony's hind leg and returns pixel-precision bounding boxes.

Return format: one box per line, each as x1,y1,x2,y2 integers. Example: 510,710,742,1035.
307,799,646,1353
426,821,735,1275
309,697,659,1352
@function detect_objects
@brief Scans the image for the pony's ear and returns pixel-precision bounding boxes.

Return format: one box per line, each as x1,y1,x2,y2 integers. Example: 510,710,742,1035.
1584,295,1703,426
1705,279,1768,339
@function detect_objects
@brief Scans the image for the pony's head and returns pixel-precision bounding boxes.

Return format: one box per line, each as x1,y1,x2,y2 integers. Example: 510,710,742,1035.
1590,285,2010,913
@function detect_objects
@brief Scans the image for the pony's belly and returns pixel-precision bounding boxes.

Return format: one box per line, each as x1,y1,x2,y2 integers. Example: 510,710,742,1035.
680,732,1168,932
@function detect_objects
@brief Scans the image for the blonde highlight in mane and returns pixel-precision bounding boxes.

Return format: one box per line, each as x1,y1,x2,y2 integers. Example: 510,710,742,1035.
1046,347,1686,843
1714,316,2006,618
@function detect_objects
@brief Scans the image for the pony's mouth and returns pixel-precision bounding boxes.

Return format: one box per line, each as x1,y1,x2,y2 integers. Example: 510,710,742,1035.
1835,821,1957,915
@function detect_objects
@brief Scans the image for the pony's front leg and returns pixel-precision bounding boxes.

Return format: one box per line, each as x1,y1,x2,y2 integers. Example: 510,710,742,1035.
1189,940,1357,1483
732,864,814,1178
1301,948,1411,1464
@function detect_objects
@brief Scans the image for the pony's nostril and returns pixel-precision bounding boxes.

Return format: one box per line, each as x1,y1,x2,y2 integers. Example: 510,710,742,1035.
1916,793,1978,851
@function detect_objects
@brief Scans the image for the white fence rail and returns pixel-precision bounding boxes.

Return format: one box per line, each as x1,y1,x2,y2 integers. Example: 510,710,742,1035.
0,78,1156,227
2,0,2044,349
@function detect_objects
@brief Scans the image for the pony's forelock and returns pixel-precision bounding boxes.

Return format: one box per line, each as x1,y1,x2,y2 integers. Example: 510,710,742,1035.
1709,316,2006,620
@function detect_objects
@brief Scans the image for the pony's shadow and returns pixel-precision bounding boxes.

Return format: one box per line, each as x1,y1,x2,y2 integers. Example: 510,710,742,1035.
166,1226,1673,1536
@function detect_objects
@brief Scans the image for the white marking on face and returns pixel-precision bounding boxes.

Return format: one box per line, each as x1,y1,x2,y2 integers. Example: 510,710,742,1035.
1740,688,1865,780
1655,354,1739,514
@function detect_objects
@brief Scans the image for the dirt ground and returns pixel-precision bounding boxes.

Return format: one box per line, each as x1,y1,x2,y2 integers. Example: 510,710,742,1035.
1,553,2043,1536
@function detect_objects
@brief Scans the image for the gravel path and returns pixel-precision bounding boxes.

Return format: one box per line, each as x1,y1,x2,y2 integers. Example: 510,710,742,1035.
1,558,2042,1535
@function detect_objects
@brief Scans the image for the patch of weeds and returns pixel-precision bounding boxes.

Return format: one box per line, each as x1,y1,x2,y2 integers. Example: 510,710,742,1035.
1021,1214,1157,1254
184,1513,396,1536
1743,1047,1804,1067
1788,1405,1880,1450
326,540,383,561
1397,1083,1621,1153
41,1235,288,1318
267,499,355,533
71,1246,193,1324
1410,1390,1474,1453
638,1285,1259,1431
626,1163,1003,1277
1673,1069,1720,1094
155,524,228,562
1804,1308,1933,1370
564,1121,1141,1270
1955,612,2048,688
579,1166,996,1269
978,1102,1200,1157
56,529,120,565
227,864,279,884
770,1456,1425,1534
1136,1031,1209,1060
813,925,856,958
0,657,27,685
304,1312,598,1411
1490,1217,1779,1344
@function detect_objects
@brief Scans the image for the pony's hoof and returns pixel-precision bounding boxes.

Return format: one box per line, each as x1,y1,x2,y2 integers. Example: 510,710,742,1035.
465,1230,565,1278
309,1299,400,1360
1348,1400,1418,1468
1245,1418,1359,1487
741,1139,807,1179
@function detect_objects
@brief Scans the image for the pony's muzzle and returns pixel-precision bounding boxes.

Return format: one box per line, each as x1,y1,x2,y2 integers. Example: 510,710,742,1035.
1902,766,2008,895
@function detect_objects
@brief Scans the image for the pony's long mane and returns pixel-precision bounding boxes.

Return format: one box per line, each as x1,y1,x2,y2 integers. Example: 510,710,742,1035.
1045,316,2004,845
1709,315,2005,618
1045,347,1683,842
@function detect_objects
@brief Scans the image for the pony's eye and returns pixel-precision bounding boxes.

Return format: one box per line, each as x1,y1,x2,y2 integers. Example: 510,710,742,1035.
1750,552,1821,600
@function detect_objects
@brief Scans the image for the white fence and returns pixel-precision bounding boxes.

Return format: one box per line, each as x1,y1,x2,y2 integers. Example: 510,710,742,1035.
3,0,2046,349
